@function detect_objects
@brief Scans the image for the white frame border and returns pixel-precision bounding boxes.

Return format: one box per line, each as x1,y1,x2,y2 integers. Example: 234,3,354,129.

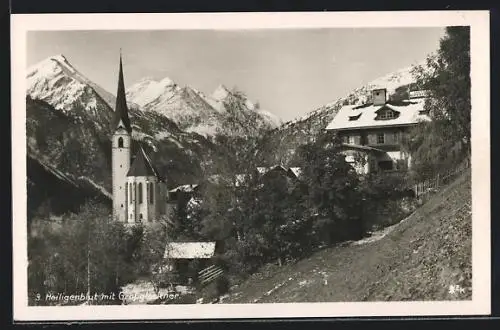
11,11,491,321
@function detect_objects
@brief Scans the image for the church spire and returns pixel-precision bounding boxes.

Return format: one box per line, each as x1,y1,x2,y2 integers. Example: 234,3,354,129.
113,51,132,133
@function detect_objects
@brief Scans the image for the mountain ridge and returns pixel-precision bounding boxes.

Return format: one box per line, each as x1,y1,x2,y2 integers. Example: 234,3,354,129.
28,54,281,137
125,74,282,136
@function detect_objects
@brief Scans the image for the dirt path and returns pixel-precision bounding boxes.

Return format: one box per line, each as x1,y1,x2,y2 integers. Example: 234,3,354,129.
224,171,471,303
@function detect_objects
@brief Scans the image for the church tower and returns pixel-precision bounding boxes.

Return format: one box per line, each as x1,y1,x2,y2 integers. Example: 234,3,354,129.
112,53,132,222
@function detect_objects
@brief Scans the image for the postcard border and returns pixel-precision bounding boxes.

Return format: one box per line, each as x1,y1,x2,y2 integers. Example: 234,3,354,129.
11,11,491,321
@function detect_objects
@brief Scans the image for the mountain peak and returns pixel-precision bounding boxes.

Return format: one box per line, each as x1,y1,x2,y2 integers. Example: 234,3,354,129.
126,75,179,107
159,76,176,87
137,76,156,83
49,54,69,64
26,54,120,116
135,76,175,86
212,84,231,101
28,54,84,80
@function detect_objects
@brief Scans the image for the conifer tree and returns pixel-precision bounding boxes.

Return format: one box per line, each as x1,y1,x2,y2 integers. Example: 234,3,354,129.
408,26,471,177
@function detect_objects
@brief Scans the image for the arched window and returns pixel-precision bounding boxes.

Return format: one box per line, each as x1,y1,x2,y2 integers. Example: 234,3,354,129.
149,182,154,204
138,183,143,204
118,137,124,148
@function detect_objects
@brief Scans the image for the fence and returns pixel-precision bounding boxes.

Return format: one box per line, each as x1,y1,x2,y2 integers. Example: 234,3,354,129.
413,157,470,199
198,265,224,286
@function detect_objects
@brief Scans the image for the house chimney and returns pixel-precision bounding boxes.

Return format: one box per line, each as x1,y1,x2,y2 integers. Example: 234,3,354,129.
372,88,387,106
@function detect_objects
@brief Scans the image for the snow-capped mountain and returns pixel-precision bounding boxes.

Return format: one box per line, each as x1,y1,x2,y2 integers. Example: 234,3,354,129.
28,54,281,138
27,55,118,130
126,77,224,136
126,78,281,136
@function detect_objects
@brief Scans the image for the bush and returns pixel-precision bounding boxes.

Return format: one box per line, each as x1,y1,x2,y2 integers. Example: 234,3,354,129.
215,276,230,295
199,275,230,302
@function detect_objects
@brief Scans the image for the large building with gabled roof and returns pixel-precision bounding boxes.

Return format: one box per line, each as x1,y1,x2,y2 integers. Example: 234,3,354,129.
111,53,168,224
325,88,431,174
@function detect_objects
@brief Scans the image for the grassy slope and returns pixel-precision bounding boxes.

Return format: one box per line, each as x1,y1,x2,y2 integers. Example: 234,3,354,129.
225,170,472,303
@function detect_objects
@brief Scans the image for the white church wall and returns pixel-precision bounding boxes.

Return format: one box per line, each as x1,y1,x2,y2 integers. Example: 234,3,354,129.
112,129,131,222
129,175,154,223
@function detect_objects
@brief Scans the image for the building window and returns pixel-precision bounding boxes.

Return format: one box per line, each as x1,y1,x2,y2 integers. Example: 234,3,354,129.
377,133,385,144
348,135,354,144
393,132,399,143
129,183,132,203
149,182,154,204
377,109,397,120
138,183,143,204
360,134,367,145
118,137,124,148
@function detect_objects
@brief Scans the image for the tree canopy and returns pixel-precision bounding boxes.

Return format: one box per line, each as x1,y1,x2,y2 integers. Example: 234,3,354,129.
408,26,471,178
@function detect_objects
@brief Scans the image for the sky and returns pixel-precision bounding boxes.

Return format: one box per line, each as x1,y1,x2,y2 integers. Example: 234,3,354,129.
27,28,445,122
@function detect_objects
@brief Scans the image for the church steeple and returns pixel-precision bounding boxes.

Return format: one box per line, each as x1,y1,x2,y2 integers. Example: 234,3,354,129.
113,52,132,133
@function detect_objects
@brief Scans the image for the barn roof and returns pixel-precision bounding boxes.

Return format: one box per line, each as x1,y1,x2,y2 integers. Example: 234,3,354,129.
164,242,216,259
288,167,302,178
169,184,199,193
257,165,288,175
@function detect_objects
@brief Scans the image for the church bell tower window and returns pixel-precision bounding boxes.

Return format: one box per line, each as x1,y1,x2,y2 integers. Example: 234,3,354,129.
138,182,143,204
149,182,154,204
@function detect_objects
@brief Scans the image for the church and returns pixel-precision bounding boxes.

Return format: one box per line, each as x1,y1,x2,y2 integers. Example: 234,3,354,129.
111,54,169,224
